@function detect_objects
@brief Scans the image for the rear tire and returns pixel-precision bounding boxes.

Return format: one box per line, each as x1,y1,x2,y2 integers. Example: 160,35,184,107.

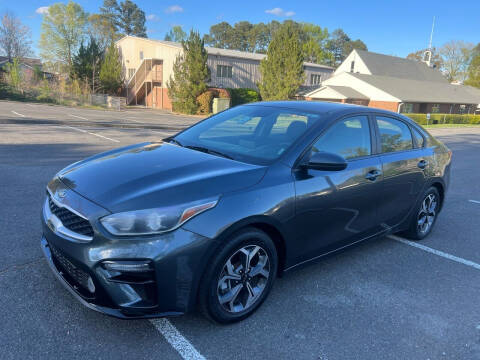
198,227,277,324
402,187,440,240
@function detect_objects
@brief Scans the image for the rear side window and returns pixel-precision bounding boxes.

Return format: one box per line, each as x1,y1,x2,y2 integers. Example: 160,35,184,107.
376,116,413,153
312,115,371,160
412,127,425,148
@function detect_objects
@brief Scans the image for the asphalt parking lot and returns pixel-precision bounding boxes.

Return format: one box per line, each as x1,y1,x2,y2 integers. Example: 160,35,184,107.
1,100,479,360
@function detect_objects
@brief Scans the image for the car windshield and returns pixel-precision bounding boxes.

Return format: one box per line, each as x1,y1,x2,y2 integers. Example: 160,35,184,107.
173,105,323,165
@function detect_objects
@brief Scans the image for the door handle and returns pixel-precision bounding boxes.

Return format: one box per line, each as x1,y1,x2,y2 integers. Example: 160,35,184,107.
365,170,382,181
418,160,428,169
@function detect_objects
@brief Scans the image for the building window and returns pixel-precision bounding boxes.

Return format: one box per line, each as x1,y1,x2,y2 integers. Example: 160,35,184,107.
128,68,135,79
432,104,440,113
310,74,322,85
217,65,232,78
350,61,355,73
139,51,144,60
402,103,414,113
459,104,466,114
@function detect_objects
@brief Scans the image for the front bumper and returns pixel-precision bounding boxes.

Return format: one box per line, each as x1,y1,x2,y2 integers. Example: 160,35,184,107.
41,237,179,319
41,179,215,319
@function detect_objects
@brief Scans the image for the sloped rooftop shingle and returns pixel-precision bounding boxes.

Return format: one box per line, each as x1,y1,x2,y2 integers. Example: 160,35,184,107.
355,50,448,83
350,73,480,104
0,56,42,68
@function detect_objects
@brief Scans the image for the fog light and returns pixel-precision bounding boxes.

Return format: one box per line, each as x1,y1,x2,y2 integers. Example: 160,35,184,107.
102,260,153,273
87,276,95,293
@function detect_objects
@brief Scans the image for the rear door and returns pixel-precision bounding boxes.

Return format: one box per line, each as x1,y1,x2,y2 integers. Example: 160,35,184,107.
292,114,384,262
374,115,428,228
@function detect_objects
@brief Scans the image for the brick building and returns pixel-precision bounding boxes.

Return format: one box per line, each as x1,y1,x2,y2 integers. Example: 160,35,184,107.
305,49,480,114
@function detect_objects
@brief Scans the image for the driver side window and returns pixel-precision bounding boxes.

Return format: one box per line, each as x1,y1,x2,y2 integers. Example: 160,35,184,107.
312,116,371,160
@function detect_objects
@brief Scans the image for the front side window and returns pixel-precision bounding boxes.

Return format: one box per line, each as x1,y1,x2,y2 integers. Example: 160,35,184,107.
376,116,413,153
217,65,233,78
312,116,371,160
174,105,323,164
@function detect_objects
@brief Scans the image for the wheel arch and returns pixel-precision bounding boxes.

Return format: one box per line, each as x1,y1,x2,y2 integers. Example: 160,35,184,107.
429,180,445,211
212,216,288,276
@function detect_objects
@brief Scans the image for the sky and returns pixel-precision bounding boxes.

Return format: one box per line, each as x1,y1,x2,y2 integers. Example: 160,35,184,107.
1,0,479,59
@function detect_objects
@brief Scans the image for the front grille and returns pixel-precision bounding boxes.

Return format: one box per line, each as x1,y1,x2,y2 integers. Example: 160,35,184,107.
48,194,94,237
49,243,91,293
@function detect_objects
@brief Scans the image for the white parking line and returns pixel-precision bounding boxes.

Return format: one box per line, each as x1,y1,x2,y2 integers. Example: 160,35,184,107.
11,110,25,117
69,114,89,120
87,131,120,142
64,125,87,133
150,319,205,360
389,235,480,270
62,125,120,143
469,200,480,204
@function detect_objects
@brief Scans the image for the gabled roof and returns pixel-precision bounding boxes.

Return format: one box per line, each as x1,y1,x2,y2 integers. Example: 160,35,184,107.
354,49,448,83
0,56,42,68
322,85,369,100
350,73,480,104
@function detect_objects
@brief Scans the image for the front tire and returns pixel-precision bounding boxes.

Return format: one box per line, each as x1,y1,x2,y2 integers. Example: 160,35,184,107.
198,227,277,324
403,187,440,240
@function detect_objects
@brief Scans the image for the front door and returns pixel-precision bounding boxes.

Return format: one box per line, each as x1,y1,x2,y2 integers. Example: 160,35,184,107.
374,115,427,228
292,115,383,264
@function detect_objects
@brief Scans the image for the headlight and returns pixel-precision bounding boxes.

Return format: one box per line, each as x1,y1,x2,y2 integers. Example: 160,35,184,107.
100,198,218,236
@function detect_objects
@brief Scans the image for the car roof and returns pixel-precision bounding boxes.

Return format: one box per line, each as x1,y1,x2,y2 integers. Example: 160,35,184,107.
243,100,403,119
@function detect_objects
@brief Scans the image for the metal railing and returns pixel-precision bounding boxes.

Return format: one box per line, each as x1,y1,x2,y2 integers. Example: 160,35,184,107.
126,59,163,106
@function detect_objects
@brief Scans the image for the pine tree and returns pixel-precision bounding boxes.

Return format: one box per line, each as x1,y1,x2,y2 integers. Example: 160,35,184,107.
72,37,103,92
99,42,123,94
99,0,147,38
465,54,480,88
259,22,304,100
167,30,209,114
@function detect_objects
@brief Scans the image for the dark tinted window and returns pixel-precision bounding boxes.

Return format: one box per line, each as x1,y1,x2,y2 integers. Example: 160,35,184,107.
376,116,413,153
312,116,371,160
412,127,425,148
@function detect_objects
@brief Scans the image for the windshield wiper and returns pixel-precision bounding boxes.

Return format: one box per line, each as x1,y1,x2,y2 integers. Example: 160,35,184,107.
185,145,234,160
165,137,183,147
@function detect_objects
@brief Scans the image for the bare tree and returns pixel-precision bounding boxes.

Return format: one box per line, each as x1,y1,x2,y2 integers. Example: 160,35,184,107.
0,11,32,61
439,40,474,82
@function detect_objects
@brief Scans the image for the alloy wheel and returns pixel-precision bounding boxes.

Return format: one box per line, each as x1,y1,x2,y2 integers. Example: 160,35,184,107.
417,193,437,235
217,245,270,313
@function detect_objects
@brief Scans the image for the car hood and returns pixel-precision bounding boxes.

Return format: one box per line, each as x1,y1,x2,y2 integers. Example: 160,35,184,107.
58,142,267,213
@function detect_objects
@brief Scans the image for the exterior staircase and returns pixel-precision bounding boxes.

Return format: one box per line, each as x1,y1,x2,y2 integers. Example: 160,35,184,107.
126,59,163,107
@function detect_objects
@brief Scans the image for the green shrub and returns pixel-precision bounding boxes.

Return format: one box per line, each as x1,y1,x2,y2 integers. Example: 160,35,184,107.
209,87,230,99
405,113,480,125
196,90,214,114
227,88,261,106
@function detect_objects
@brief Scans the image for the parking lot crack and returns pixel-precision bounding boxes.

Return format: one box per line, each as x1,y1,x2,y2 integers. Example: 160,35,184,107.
0,257,43,276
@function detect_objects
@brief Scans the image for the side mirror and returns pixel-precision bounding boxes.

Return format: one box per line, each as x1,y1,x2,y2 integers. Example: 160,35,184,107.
304,151,347,171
